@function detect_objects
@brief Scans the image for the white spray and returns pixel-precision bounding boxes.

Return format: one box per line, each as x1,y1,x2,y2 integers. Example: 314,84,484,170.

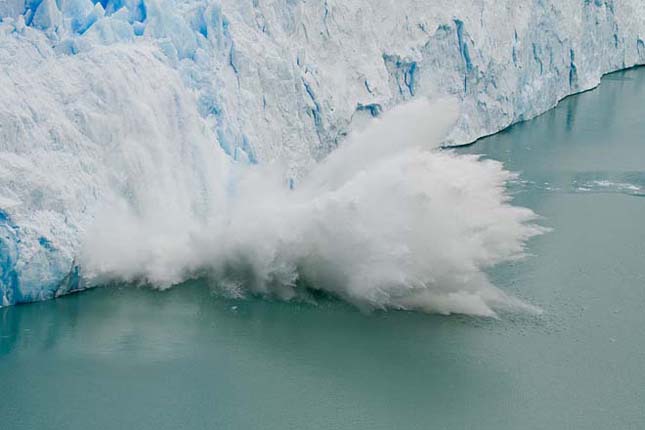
80,96,545,317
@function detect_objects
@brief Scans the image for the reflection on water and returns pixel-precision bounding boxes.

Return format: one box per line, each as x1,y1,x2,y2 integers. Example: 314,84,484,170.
2,283,518,430
2,67,645,430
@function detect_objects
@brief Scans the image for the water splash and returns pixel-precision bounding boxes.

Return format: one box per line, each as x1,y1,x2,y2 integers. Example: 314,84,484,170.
81,98,546,317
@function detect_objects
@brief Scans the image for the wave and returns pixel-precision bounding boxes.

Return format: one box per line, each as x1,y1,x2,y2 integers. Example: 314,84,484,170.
80,98,545,317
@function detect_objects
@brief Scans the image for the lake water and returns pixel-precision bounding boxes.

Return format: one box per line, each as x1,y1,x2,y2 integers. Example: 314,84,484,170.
2,68,645,430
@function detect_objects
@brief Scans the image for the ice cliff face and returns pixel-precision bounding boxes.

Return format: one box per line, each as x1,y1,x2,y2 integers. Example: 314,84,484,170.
0,0,644,307
0,36,230,304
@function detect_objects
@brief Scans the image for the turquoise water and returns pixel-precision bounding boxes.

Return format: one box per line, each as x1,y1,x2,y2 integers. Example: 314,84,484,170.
2,68,645,429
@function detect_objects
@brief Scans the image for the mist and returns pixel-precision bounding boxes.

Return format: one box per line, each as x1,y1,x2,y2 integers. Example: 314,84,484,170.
80,98,545,317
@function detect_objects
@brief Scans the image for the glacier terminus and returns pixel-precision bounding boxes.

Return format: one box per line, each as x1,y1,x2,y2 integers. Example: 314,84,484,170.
0,0,644,307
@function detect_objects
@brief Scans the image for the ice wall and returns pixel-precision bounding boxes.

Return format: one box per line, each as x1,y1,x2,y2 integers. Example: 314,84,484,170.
210,0,645,177
0,0,644,307
4,1,644,175
0,29,230,305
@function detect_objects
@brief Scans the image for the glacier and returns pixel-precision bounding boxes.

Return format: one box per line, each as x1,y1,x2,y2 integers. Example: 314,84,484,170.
0,0,643,311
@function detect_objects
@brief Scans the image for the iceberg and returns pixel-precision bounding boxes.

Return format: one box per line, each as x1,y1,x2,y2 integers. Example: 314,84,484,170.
0,0,643,310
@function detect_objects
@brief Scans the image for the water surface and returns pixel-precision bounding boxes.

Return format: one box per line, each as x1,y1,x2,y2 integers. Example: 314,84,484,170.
2,68,645,429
